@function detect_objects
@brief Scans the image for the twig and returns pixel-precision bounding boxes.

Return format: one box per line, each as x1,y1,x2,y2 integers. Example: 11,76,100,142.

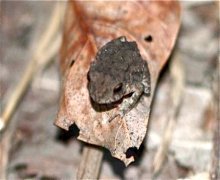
77,145,103,179
153,52,185,176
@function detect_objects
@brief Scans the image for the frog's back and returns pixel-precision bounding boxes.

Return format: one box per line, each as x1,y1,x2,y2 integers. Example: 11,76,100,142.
96,37,146,83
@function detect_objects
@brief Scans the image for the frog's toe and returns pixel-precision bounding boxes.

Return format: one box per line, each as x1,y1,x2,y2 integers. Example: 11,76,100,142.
144,86,151,95
118,108,127,118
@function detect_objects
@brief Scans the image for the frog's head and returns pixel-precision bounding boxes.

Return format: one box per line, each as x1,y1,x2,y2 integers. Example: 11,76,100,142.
87,69,126,104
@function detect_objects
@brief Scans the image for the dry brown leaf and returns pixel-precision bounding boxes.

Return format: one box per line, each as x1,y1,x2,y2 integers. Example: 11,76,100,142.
55,1,181,165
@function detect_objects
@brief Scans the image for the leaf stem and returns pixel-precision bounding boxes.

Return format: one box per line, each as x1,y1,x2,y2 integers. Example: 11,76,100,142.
77,146,103,179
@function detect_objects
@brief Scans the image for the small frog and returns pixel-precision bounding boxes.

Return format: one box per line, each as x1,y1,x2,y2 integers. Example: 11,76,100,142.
87,36,151,119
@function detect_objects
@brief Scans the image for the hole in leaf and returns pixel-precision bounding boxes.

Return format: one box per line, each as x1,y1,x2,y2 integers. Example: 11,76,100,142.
125,143,145,161
144,35,153,42
56,124,79,144
126,147,138,158
69,59,75,67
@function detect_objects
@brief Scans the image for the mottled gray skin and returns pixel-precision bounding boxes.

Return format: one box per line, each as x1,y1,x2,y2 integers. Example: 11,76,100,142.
88,36,151,117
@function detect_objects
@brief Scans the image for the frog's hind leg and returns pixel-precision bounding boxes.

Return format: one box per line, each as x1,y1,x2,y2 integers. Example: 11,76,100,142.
142,76,151,96
119,84,144,117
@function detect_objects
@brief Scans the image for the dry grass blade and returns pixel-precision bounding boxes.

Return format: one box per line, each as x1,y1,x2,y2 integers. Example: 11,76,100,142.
0,2,65,133
0,129,13,179
153,52,185,176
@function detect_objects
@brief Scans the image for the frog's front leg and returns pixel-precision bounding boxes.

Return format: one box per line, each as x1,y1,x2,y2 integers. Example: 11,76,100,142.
118,84,144,117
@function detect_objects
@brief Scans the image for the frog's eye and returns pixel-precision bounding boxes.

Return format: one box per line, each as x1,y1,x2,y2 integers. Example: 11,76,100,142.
113,83,123,94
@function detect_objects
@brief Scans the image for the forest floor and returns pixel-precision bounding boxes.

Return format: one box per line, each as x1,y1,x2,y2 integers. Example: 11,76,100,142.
0,1,219,179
